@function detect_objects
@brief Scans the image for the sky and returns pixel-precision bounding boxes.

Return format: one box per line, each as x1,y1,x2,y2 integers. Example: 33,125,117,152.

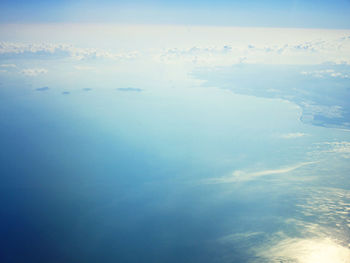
0,0,350,28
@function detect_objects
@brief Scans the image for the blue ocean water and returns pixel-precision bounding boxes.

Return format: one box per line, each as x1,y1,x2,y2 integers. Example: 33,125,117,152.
1,74,350,262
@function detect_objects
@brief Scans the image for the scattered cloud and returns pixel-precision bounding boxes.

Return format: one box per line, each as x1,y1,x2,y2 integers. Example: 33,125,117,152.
314,141,350,159
301,102,343,119
21,68,48,76
155,44,258,67
0,63,16,68
204,161,317,184
301,69,350,79
323,141,350,154
255,191,350,263
309,141,350,159
155,34,350,66
1,30,350,67
295,186,350,230
1,28,350,66
0,42,139,61
281,132,307,139
231,185,350,262
0,63,16,73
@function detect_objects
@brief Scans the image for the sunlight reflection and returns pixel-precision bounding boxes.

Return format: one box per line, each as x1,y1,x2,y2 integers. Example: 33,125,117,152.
260,238,350,263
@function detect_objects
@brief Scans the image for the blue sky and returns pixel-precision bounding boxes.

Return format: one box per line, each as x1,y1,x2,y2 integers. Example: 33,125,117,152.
0,0,350,28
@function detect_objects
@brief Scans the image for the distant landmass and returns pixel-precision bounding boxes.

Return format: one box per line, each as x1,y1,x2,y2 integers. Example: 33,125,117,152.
193,64,350,129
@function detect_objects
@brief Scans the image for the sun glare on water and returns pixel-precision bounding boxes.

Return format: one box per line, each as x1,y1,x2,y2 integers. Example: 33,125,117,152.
261,238,350,263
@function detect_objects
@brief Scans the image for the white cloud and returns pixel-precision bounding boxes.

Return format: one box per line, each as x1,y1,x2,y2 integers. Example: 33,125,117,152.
21,68,48,76
0,25,349,67
0,63,16,73
301,69,350,79
154,32,350,66
316,141,350,156
295,186,350,229
1,27,350,67
204,161,317,183
155,45,244,66
325,141,350,154
301,102,343,119
0,63,16,68
281,132,307,139
0,42,139,61
310,141,350,159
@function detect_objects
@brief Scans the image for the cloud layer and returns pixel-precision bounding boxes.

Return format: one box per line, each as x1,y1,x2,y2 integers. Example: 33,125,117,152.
204,161,317,184
0,42,139,61
21,68,48,76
